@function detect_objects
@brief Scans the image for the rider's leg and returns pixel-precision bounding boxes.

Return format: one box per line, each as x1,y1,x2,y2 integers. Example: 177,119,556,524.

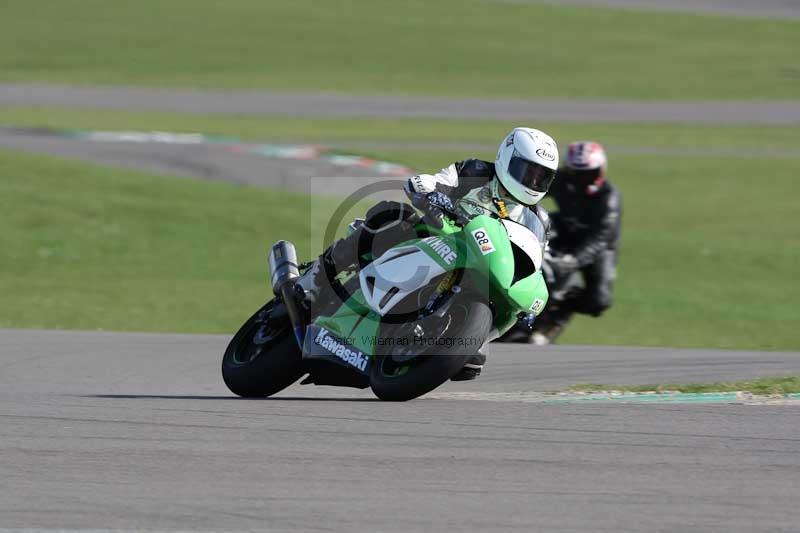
530,250,616,343
297,201,419,303
574,250,616,317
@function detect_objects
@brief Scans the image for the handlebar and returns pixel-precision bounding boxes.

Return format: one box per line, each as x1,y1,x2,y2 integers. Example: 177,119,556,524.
430,205,472,228
431,198,502,228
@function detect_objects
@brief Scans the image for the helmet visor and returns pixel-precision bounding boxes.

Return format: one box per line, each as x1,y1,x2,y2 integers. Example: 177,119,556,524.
508,151,556,193
564,167,602,186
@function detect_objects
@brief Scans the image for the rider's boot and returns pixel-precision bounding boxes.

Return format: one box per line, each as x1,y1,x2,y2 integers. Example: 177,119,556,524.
530,331,552,346
295,259,323,307
530,308,573,345
295,223,370,308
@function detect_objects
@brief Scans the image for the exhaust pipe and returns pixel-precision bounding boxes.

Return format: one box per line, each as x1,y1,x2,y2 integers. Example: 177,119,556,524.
268,240,305,348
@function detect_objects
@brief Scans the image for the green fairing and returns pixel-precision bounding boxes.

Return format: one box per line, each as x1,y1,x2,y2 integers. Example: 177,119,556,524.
315,290,382,355
312,208,551,352
463,216,549,332
373,214,549,337
508,271,548,314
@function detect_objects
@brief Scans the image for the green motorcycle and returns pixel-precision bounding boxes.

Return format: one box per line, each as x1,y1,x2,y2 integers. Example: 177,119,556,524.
221,199,549,401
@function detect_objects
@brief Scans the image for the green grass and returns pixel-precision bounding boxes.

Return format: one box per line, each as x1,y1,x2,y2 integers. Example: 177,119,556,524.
570,376,800,395
1,0,798,100
3,106,800,154
0,149,366,333
1,146,799,348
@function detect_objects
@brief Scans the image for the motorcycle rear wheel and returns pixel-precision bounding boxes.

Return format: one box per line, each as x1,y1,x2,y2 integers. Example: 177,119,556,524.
370,296,492,401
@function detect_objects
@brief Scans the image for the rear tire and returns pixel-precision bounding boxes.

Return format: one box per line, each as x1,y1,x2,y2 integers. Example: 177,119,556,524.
221,302,305,398
370,297,492,401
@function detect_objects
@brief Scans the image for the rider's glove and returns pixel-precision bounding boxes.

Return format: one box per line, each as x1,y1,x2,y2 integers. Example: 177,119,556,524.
548,254,578,279
425,191,454,212
422,192,455,229
408,191,455,229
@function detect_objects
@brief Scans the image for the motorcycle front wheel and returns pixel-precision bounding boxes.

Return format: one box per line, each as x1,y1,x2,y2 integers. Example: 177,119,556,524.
221,300,306,398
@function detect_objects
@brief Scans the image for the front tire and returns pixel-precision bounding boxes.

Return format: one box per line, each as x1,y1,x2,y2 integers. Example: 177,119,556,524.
370,297,492,401
222,301,305,397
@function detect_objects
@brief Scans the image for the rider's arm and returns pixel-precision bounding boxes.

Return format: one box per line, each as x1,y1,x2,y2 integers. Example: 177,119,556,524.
405,164,459,198
572,190,621,268
405,159,494,199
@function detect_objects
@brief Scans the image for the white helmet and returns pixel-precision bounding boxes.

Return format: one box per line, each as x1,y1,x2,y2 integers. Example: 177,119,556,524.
495,127,559,206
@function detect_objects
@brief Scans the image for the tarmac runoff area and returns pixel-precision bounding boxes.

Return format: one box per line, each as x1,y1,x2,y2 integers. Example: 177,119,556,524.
1,329,799,532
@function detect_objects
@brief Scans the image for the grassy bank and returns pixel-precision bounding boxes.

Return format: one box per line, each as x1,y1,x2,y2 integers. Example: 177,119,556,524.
0,149,359,333
0,0,798,99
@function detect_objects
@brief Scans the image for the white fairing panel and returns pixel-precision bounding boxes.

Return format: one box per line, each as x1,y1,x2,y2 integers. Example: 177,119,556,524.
359,245,447,316
501,219,544,273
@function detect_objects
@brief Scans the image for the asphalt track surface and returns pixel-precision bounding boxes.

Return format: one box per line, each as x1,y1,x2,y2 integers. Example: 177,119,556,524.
2,83,800,124
0,128,408,195
1,329,799,532
0,128,417,207
3,127,799,176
